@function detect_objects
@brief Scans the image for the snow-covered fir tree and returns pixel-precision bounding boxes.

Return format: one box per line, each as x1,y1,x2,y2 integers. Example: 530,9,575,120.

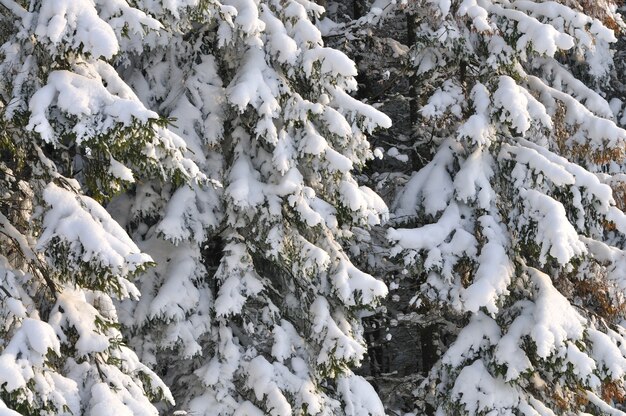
381,0,626,414
108,0,393,414
0,0,205,414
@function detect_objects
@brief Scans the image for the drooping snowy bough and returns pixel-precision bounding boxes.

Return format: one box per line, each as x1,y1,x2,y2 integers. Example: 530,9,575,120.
387,0,626,414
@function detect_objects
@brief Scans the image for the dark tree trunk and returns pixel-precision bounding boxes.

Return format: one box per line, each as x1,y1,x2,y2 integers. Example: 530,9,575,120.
407,12,418,128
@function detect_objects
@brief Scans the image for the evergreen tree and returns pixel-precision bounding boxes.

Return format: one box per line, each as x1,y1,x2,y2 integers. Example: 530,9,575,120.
0,0,199,413
110,0,393,414
384,0,626,414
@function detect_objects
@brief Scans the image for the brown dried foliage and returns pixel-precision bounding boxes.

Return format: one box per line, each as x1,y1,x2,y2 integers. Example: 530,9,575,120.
578,0,624,33
610,181,626,212
575,278,626,319
602,379,626,403
551,386,589,412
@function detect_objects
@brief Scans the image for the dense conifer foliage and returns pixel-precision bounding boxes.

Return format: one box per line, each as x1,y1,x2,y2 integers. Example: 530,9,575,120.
2,0,626,415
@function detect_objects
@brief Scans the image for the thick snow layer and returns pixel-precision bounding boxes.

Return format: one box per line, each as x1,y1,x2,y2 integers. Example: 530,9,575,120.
37,183,151,280
0,319,61,390
27,63,157,144
494,267,587,380
95,0,163,52
389,202,463,252
108,156,135,182
519,188,586,265
337,374,385,416
454,147,495,209
588,329,626,380
226,154,267,208
156,184,220,243
340,181,389,225
587,391,626,415
499,144,575,187
227,47,280,123
528,268,586,356
213,242,263,317
393,141,456,217
441,312,501,367
490,3,574,56
492,76,551,135
421,80,463,119
311,296,366,366
516,138,615,213
85,346,169,416
331,259,388,306
0,0,397,412
458,83,494,145
461,215,514,313
49,289,110,356
527,75,626,148
451,360,520,414
260,5,299,64
302,47,358,79
245,357,292,416
581,237,626,291
538,58,614,119
458,0,491,32
36,0,119,58
330,88,392,132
